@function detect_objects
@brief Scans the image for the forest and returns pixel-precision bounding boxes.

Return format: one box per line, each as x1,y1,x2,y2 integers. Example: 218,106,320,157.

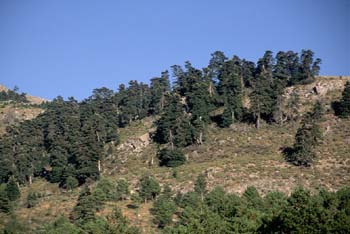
0,49,350,233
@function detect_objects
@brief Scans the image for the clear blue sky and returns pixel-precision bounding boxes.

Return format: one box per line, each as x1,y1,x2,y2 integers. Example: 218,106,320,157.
0,0,349,100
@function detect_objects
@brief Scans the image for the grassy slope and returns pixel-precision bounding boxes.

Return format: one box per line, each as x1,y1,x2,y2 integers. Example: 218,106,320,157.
1,76,349,232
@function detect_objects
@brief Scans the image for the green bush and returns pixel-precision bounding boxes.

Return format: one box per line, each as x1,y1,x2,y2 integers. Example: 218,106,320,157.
27,190,39,208
158,148,186,167
116,179,130,201
139,175,160,202
65,176,79,191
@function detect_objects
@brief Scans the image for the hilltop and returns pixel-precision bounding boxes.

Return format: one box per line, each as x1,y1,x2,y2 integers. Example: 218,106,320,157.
0,84,47,105
0,84,46,135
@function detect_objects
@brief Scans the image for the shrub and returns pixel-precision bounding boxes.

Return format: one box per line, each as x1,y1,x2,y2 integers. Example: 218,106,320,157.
158,148,186,167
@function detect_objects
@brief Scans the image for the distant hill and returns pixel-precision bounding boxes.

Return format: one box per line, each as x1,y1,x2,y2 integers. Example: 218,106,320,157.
0,84,46,134
0,84,47,104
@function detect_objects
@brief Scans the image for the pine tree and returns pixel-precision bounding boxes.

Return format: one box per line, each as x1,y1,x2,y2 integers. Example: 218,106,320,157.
70,185,97,223
75,117,101,183
162,184,173,199
290,49,321,85
153,194,177,228
48,145,69,183
194,174,207,202
287,102,323,166
207,51,227,85
250,51,276,128
219,108,233,128
116,179,129,201
154,94,194,147
5,177,20,201
154,93,182,145
26,190,38,208
149,70,170,115
243,186,264,210
186,66,212,123
106,207,141,234
273,51,293,124
158,148,186,167
139,175,160,202
0,187,11,213
37,216,82,234
65,176,79,191
241,59,256,87
338,81,350,118
218,56,244,124
95,177,114,200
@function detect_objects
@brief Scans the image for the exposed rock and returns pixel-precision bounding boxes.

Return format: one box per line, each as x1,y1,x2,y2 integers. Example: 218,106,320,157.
218,140,226,145
204,167,222,179
191,150,198,158
116,133,151,153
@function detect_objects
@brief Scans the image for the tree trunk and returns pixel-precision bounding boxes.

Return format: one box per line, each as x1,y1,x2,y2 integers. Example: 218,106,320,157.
150,155,154,166
96,131,100,142
160,94,165,111
169,130,174,149
198,131,203,145
29,175,32,185
208,82,214,97
231,110,235,123
98,160,101,172
256,113,261,129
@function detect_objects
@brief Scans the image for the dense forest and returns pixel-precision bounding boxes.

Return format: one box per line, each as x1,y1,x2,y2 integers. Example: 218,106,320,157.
0,49,350,233
0,49,325,185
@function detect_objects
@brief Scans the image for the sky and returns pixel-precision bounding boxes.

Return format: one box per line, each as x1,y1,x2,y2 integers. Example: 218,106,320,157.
0,0,349,100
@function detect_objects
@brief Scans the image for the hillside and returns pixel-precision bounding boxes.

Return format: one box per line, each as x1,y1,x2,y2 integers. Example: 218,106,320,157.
1,76,349,233
0,84,46,134
0,84,47,105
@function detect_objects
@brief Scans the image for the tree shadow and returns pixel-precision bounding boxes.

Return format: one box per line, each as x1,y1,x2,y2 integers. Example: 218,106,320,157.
127,204,139,209
331,101,342,117
280,146,295,163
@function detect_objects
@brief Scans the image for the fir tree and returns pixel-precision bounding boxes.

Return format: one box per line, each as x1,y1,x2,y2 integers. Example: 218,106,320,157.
154,94,194,147
250,51,276,128
65,176,79,191
153,194,177,228
0,187,11,213
26,190,39,208
207,51,227,84
158,148,186,167
5,177,20,201
149,70,170,115
139,175,160,202
116,179,130,201
70,185,97,223
338,81,350,118
194,174,207,202
218,56,244,124
287,102,323,166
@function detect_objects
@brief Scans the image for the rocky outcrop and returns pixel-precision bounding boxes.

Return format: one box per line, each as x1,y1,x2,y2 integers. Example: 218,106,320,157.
281,76,350,120
116,132,151,153
0,105,44,135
